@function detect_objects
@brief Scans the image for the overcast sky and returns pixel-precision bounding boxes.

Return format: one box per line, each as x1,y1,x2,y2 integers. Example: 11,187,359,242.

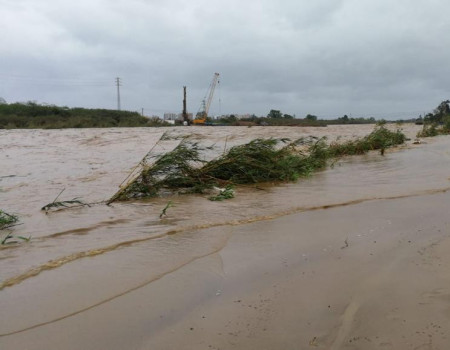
1,0,449,119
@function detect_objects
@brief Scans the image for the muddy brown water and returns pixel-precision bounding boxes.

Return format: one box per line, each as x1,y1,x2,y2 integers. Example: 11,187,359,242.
1,124,449,340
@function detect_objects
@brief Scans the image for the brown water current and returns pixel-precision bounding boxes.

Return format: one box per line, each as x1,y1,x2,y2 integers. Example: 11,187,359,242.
1,124,449,340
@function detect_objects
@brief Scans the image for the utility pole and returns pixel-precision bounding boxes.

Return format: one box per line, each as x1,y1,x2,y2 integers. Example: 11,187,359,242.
182,86,188,124
115,77,121,111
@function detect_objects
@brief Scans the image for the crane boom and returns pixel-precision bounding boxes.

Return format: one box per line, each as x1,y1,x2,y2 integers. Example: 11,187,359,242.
194,72,220,124
204,73,220,117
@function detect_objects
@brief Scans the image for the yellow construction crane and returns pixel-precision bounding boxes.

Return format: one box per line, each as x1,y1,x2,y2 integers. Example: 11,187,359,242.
193,72,220,125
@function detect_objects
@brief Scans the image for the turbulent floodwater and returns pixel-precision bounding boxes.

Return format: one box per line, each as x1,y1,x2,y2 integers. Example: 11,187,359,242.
1,124,449,336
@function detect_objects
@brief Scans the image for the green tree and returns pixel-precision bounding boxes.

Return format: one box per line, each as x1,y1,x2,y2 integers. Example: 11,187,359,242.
305,114,318,121
267,109,283,119
434,100,450,117
424,100,450,124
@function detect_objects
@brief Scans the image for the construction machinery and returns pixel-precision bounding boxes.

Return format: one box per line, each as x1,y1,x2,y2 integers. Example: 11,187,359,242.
193,72,220,125
182,86,189,125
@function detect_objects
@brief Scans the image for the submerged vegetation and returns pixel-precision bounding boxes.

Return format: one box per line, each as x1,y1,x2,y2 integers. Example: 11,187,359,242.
417,100,450,137
41,188,90,212
111,125,406,201
1,233,31,245
0,210,18,230
159,201,174,218
417,121,450,137
328,126,406,157
41,199,88,212
0,210,29,245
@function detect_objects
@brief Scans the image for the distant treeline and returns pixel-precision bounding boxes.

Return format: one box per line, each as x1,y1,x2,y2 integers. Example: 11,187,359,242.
217,110,415,127
0,102,168,129
0,102,425,129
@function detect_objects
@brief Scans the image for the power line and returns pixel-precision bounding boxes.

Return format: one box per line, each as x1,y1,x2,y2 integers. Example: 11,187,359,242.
0,73,110,87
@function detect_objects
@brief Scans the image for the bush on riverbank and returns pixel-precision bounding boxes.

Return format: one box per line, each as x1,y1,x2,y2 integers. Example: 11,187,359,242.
111,125,406,201
0,102,167,129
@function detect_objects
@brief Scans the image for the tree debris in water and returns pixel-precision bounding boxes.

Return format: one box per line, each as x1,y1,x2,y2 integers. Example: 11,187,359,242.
0,210,18,230
209,185,235,201
41,199,89,212
41,188,90,212
1,232,31,245
159,201,174,218
110,125,406,201
0,210,30,245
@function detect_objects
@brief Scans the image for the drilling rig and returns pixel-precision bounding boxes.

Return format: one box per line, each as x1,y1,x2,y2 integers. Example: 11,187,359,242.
182,86,188,124
193,72,220,125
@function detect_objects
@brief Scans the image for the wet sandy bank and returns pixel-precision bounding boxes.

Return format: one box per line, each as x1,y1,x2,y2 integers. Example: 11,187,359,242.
1,190,449,350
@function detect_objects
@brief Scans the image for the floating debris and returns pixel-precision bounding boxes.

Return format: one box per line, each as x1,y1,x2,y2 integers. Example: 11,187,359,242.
209,185,235,201
41,188,89,212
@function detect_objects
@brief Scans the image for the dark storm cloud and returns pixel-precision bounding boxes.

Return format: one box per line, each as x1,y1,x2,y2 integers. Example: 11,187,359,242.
1,0,449,118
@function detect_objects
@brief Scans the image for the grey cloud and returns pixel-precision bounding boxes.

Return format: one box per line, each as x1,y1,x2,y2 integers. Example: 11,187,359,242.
1,0,449,118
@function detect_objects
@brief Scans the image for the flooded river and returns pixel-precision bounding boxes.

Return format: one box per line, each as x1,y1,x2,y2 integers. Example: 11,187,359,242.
1,124,449,344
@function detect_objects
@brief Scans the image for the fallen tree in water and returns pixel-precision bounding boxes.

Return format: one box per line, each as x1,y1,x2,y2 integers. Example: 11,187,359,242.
109,125,406,202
